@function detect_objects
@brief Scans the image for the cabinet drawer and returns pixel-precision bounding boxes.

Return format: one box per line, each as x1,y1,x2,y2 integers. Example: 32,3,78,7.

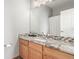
29,41,42,53
19,38,28,46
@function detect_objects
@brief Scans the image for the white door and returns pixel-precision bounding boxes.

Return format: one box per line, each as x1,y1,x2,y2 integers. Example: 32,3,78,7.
49,16,60,36
60,8,74,37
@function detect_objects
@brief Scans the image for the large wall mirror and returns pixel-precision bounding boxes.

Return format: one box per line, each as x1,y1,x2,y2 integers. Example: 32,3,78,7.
30,0,74,37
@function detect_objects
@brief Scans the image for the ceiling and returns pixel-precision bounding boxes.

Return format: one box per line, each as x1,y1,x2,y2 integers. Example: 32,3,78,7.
46,0,74,9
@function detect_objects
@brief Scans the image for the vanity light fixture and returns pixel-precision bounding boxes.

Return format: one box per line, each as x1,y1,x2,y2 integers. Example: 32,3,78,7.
33,0,53,8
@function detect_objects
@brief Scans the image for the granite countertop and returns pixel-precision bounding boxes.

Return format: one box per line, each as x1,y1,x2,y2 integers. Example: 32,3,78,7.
19,34,74,55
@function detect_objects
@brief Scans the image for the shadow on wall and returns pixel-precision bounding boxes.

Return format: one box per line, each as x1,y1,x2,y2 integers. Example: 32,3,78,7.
13,39,19,58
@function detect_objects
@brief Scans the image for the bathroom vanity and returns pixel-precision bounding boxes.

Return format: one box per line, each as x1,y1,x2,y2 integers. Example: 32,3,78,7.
19,35,74,59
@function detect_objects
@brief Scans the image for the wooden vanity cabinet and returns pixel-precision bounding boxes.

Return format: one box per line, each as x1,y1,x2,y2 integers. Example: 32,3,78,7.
19,38,29,59
19,38,73,59
43,46,74,59
29,42,43,59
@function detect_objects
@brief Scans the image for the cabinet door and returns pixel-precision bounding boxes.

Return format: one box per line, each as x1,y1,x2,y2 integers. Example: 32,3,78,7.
44,55,58,59
43,46,74,59
22,45,28,59
19,44,29,59
29,48,42,59
44,53,73,59
19,39,29,59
